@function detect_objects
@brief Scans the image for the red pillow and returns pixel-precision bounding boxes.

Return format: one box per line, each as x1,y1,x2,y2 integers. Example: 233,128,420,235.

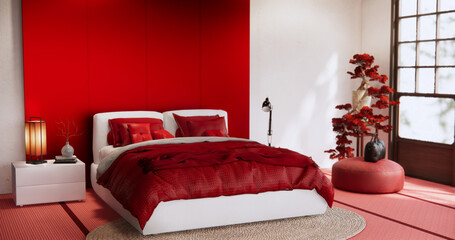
175,129,183,137
107,131,113,145
203,129,227,137
128,123,153,143
187,117,228,137
109,118,163,147
173,114,220,137
152,129,175,139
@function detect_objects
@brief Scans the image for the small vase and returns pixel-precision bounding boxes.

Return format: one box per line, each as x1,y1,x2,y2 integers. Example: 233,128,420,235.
364,135,386,162
61,141,74,157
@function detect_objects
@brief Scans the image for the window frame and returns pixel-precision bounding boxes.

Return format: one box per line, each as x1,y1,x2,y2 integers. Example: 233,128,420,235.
391,0,455,147
390,0,455,186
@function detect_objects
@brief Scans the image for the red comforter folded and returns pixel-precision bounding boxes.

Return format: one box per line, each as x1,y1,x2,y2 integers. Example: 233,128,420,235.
98,140,334,229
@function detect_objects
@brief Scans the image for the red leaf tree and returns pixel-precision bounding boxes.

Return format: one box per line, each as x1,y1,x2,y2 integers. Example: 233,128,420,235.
325,54,399,160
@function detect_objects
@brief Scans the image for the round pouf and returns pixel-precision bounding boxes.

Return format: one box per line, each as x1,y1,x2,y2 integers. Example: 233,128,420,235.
332,157,404,193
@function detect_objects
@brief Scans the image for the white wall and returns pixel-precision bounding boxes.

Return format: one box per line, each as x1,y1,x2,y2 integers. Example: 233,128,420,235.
250,0,363,167
0,0,25,194
361,0,392,155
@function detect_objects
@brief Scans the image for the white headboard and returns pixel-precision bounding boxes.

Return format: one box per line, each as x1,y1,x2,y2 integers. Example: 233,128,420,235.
162,109,228,136
92,111,163,164
92,109,228,164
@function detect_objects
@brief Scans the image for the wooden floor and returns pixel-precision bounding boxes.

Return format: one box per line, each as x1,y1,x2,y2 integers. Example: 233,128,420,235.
0,170,454,240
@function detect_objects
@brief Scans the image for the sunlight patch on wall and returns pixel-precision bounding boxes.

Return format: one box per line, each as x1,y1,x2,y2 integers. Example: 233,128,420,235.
281,53,340,167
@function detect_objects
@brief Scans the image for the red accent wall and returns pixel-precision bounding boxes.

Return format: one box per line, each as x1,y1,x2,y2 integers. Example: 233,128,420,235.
22,0,249,185
201,0,250,138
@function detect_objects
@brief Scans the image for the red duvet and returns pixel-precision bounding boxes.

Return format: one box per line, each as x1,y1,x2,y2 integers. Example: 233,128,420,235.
98,140,334,229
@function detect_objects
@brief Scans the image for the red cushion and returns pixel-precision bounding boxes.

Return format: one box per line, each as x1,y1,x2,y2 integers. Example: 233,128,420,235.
128,123,153,143
173,114,220,137
109,118,163,147
331,157,404,193
107,131,113,145
187,117,228,137
203,129,227,137
152,129,175,139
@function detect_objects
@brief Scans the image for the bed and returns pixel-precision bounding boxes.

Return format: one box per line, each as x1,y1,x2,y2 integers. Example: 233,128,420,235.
91,109,333,235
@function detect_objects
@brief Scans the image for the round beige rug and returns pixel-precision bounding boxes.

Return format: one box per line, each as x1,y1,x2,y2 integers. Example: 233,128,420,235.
86,207,365,240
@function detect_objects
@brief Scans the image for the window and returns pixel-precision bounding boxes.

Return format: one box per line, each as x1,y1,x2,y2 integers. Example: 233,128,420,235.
398,96,454,144
395,0,455,144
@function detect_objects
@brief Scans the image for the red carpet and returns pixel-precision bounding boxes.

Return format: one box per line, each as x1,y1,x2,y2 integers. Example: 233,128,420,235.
323,169,455,239
65,190,120,232
0,194,85,240
1,170,454,239
400,177,455,208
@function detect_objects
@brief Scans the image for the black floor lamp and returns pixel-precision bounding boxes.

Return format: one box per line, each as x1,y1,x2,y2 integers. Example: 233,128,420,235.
262,97,272,147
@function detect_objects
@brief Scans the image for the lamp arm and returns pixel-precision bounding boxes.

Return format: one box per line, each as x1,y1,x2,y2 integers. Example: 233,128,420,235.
268,110,272,146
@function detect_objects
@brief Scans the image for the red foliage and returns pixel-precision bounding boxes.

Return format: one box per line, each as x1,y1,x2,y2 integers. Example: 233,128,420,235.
380,85,394,94
335,104,352,110
325,53,400,160
349,53,375,68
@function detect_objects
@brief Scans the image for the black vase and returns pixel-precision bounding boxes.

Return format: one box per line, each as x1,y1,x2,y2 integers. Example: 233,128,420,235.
364,135,386,162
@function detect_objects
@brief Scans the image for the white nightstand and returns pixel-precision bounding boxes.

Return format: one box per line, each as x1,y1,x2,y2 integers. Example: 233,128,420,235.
11,159,86,206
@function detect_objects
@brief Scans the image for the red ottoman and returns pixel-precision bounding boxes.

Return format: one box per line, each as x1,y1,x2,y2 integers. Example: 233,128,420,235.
332,157,404,193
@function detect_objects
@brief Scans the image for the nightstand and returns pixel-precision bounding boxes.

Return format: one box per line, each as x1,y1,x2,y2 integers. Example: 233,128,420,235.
11,159,86,206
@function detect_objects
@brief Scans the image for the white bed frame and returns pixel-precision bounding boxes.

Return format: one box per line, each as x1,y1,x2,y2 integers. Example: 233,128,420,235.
91,110,328,235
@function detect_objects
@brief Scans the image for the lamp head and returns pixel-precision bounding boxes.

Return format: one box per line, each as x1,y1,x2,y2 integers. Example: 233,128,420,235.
262,97,272,112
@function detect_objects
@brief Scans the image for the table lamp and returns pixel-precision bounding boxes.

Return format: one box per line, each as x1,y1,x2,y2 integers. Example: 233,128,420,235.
262,97,273,146
25,117,47,164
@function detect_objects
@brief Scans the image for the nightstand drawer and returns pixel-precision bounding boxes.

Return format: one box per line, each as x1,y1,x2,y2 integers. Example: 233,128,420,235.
14,161,85,187
15,182,85,206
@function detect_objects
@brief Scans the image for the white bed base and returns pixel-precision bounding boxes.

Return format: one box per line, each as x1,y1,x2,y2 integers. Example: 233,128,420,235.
92,110,328,235
91,163,327,235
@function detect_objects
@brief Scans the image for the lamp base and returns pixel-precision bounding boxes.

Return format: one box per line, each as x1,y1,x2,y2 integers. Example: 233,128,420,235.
26,160,47,165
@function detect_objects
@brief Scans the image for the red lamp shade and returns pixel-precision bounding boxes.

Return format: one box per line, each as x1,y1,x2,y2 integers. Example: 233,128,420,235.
25,118,47,164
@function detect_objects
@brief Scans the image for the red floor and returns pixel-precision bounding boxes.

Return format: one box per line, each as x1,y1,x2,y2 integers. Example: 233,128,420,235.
323,170,455,240
1,170,454,240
